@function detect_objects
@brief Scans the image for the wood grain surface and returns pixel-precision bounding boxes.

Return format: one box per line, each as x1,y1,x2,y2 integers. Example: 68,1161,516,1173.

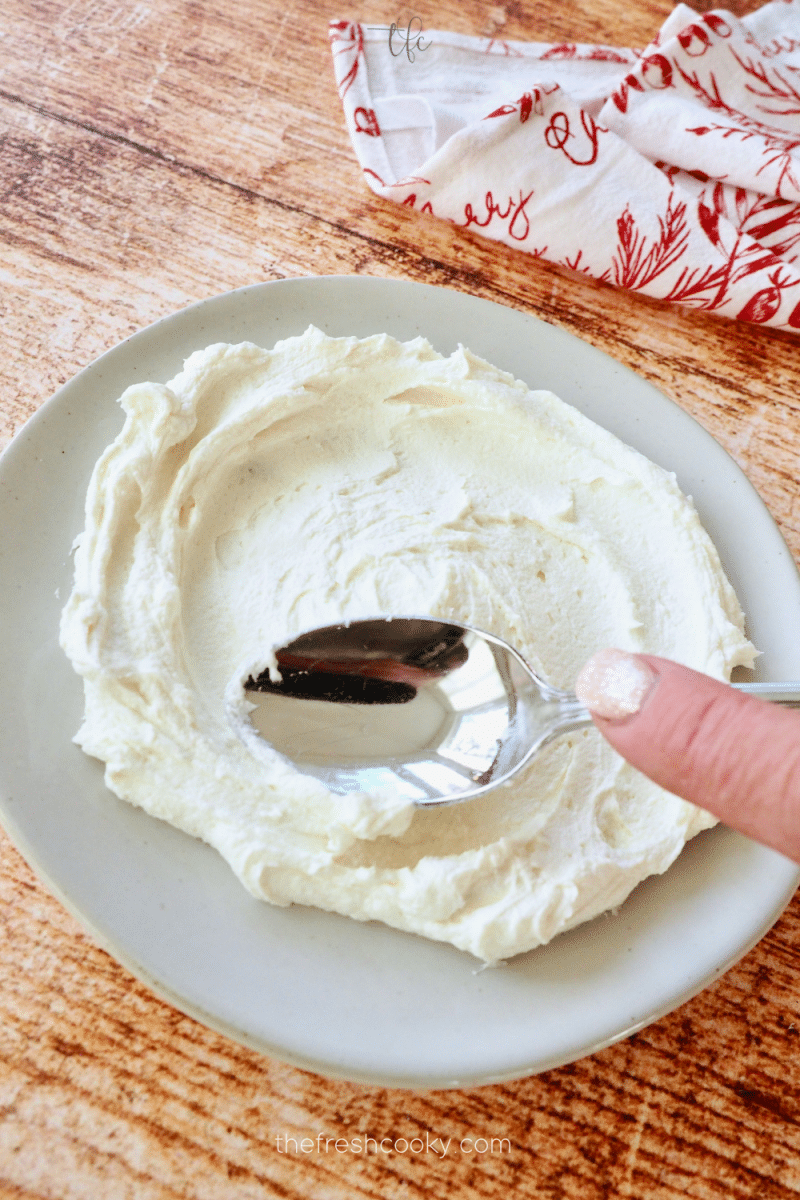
2,0,800,1196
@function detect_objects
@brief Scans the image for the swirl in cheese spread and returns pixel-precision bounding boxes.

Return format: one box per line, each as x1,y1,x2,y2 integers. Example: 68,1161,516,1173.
60,329,755,962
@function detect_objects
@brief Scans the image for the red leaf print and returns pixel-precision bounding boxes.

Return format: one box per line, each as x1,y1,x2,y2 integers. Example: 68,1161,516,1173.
697,182,728,252
749,203,800,249
673,52,800,198
329,21,364,98
586,48,633,64
786,298,800,328
737,286,781,322
731,46,800,119
486,90,550,123
612,194,690,290
541,43,632,65
736,268,798,322
484,39,523,56
354,107,381,137
390,175,432,187
698,201,722,249
541,43,577,60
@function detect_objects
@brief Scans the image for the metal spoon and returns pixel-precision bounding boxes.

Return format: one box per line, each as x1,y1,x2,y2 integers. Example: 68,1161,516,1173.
244,618,800,807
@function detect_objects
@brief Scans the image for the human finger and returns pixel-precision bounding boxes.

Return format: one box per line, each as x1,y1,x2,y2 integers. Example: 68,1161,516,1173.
575,648,800,862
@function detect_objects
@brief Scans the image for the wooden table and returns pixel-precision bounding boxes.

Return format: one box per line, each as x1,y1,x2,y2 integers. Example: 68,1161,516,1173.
2,0,800,1196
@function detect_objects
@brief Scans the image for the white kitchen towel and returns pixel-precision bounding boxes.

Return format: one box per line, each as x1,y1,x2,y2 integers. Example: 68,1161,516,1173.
330,2,800,330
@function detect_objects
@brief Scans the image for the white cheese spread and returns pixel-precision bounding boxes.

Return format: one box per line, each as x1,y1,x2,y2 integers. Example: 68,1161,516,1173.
60,328,755,962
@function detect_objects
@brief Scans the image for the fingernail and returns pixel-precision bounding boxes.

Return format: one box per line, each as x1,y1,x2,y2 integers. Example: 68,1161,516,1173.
575,648,657,720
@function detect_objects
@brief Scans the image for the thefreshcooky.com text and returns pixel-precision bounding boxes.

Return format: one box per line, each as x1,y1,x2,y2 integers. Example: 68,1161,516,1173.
275,1132,511,1158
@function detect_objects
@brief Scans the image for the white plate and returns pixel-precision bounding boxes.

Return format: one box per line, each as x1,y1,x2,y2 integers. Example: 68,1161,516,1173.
1,277,799,1088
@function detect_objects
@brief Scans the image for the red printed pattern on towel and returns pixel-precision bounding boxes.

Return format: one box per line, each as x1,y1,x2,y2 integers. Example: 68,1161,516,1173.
329,7,800,330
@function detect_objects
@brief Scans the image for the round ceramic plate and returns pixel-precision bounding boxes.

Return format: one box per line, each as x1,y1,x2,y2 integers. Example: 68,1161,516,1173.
1,277,799,1089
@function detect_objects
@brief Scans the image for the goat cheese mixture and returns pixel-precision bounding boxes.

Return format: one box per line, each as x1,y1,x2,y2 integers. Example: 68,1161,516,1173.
60,328,755,962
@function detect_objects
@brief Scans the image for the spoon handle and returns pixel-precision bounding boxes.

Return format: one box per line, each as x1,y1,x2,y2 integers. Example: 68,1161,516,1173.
553,681,800,728
732,682,800,706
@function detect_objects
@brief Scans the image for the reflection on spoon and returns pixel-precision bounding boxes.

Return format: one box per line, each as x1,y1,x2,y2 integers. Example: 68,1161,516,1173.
245,618,800,808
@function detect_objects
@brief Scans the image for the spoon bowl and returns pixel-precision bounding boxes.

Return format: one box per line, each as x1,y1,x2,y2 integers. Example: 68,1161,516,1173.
245,618,800,807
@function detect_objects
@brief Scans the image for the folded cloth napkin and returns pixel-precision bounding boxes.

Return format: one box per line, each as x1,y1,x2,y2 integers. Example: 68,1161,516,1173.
329,2,800,330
